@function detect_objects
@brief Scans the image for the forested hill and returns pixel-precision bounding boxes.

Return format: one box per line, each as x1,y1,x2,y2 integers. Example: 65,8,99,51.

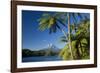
22,45,60,57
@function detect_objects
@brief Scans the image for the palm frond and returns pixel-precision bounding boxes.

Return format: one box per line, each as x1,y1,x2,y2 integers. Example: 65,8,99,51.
60,36,68,43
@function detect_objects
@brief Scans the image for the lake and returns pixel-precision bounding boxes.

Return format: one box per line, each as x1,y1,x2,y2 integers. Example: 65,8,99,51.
22,56,62,62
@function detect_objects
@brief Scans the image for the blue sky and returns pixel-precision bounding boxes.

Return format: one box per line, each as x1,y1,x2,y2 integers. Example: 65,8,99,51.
22,10,90,50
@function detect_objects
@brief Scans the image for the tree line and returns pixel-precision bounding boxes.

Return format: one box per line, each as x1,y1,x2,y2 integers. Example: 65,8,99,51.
22,48,60,57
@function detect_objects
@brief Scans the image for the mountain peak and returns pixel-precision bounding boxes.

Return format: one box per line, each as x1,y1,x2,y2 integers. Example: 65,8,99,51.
47,43,60,52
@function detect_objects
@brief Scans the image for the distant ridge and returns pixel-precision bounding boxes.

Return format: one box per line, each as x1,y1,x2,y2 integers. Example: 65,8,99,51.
40,43,60,53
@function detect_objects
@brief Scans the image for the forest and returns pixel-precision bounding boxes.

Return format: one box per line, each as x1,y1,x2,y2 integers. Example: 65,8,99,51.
22,48,60,57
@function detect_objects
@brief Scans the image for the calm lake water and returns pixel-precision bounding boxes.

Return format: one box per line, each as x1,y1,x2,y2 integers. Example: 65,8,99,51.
22,56,62,62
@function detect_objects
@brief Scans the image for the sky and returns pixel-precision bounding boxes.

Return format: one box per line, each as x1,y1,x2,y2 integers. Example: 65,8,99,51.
22,10,90,50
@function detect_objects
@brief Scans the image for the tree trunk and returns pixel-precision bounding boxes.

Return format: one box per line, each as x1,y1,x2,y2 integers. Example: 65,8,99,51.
67,13,74,59
75,41,82,59
79,42,83,55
